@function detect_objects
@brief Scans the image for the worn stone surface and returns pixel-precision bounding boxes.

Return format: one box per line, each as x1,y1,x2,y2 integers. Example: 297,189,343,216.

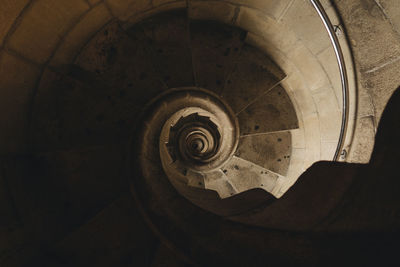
377,0,400,36
153,0,186,7
333,0,400,73
363,61,400,123
229,0,292,20
321,141,337,160
7,0,89,64
135,10,194,88
311,87,341,142
222,156,281,195
190,21,245,94
348,116,375,163
302,113,321,164
237,85,299,135
221,45,286,113
332,0,400,163
287,42,331,92
0,0,29,46
188,0,237,24
358,81,375,118
123,0,187,26
106,0,151,20
0,52,40,154
31,63,148,151
236,132,291,176
281,0,331,55
51,3,112,66
317,46,343,107
75,22,125,74
88,0,102,6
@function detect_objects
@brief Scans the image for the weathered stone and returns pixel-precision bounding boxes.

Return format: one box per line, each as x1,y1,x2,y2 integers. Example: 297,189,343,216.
135,10,194,88
229,0,292,20
236,132,291,176
106,0,151,20
88,0,101,6
311,86,341,142
237,85,299,135
358,83,375,118
377,0,400,36
362,59,400,124
348,115,375,163
287,41,331,92
321,141,337,160
291,128,306,149
334,0,400,72
188,0,237,24
0,0,29,46
222,45,286,113
282,70,318,117
302,113,321,164
51,3,112,66
190,21,245,94
281,0,332,55
223,156,281,195
123,1,187,27
153,0,186,7
0,52,40,154
7,0,89,64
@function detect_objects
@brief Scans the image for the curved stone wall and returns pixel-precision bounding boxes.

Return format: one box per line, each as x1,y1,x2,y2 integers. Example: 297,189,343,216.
0,0,380,189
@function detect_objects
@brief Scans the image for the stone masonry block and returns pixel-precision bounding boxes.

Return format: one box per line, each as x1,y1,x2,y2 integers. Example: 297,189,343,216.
153,0,186,7
0,51,40,153
0,0,29,46
335,0,400,72
7,0,89,64
348,116,375,163
51,4,112,66
377,0,400,35
311,86,341,142
227,0,292,20
287,42,331,91
362,58,400,124
123,1,187,27
321,141,337,160
106,0,151,21
188,1,237,24
88,0,102,6
281,0,331,55
303,113,321,164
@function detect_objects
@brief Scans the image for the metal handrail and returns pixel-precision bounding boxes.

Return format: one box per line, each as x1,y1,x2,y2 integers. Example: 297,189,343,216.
310,0,349,161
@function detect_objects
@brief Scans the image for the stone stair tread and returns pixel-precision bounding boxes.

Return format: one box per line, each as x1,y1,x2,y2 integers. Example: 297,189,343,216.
190,20,246,95
235,131,292,176
221,156,285,197
237,85,299,135
221,44,286,113
132,9,195,88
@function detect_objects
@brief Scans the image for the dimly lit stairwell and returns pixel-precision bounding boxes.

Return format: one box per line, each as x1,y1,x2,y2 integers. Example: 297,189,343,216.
0,0,400,266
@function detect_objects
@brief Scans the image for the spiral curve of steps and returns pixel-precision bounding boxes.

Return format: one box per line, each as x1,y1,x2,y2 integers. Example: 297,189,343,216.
31,10,300,216
6,0,399,266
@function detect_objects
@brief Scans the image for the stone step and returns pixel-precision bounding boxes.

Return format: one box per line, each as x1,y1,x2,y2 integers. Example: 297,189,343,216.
189,20,246,95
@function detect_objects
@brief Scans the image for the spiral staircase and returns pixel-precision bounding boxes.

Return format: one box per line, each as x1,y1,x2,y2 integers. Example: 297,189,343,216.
1,0,400,266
